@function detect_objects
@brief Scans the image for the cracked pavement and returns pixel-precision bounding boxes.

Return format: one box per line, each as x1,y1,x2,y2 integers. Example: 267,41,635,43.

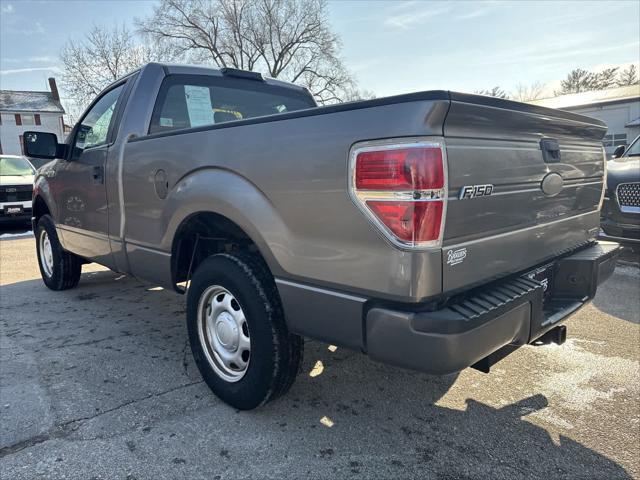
0,235,639,479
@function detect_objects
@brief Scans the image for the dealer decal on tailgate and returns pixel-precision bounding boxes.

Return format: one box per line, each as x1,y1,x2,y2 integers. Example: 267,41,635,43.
447,248,467,266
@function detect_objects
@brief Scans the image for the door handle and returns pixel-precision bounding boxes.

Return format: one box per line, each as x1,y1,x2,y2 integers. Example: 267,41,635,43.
92,166,104,184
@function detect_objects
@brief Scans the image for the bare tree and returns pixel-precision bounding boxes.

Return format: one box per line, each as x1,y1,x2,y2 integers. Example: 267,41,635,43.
474,86,508,99
512,81,546,102
557,66,639,94
60,24,176,112
343,87,376,102
137,0,358,104
557,68,597,94
617,64,639,86
593,67,619,90
557,67,618,94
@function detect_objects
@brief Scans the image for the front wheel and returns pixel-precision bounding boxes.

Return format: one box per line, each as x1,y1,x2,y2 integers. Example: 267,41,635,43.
187,252,303,410
35,215,82,290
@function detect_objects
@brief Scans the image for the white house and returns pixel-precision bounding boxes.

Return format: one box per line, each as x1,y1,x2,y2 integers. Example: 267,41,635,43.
0,78,65,156
530,85,640,156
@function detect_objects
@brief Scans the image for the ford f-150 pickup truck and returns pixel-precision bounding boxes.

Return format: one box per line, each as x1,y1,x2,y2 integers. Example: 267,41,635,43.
24,63,620,410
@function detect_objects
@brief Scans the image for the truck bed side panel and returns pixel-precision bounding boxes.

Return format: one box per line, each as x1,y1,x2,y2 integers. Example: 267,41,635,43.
121,99,450,303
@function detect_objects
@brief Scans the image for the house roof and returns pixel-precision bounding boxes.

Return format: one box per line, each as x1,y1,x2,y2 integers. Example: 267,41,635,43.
529,84,640,110
0,90,65,113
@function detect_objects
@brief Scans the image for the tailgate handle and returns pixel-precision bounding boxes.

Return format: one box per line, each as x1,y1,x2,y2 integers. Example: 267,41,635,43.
540,138,561,163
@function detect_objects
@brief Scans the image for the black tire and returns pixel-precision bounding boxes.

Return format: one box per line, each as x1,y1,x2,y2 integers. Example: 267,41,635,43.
187,252,303,410
35,214,82,291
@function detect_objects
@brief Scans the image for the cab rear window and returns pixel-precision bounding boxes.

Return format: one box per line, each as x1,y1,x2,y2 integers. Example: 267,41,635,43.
149,74,315,134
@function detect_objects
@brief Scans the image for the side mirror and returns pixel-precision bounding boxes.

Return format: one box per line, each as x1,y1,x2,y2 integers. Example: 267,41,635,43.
23,131,61,159
612,145,626,158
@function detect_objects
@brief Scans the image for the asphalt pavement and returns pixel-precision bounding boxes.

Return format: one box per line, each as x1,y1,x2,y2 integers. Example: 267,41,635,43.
0,233,638,479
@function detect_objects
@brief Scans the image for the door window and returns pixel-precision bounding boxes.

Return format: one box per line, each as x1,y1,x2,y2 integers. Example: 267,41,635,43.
72,84,124,157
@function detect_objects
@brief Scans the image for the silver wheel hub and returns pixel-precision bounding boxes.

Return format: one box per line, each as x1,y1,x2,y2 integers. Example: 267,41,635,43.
197,286,251,382
214,312,238,350
39,230,54,278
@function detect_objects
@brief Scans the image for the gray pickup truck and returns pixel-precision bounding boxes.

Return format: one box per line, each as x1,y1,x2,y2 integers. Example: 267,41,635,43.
24,63,620,409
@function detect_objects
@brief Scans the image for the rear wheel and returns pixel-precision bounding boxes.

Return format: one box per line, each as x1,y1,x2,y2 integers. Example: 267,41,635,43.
35,215,82,290
187,252,303,410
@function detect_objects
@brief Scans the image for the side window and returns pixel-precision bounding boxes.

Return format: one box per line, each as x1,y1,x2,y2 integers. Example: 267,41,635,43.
154,84,195,132
73,84,124,157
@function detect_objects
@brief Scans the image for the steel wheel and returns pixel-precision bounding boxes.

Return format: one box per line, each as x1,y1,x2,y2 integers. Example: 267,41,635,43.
35,214,82,291
39,229,54,278
187,253,303,409
197,285,251,382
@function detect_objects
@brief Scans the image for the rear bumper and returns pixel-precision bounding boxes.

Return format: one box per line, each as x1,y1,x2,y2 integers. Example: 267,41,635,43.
365,241,620,374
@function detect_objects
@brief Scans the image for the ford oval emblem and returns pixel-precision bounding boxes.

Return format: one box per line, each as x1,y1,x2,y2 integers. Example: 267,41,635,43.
541,172,563,196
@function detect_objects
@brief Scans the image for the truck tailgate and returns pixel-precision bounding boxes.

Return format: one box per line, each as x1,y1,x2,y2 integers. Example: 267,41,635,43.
441,93,607,293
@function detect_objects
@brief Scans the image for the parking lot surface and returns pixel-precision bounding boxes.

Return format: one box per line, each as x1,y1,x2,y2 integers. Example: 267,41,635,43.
1,235,639,479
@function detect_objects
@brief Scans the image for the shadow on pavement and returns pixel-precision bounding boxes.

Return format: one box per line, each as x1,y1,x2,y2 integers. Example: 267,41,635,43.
618,242,640,264
0,270,632,479
591,262,640,324
0,221,32,239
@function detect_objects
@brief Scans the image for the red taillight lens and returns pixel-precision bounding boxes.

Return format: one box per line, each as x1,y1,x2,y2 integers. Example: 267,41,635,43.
366,201,443,242
355,147,443,190
350,141,447,248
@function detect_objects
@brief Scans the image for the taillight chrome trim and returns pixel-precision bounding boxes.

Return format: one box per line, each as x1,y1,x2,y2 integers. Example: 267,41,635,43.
347,137,448,250
598,147,607,212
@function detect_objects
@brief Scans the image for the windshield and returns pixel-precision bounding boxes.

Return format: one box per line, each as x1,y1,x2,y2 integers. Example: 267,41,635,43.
623,136,640,157
0,157,35,176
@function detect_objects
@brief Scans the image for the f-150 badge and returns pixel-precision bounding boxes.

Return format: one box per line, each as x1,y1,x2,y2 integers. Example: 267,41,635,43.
459,184,494,199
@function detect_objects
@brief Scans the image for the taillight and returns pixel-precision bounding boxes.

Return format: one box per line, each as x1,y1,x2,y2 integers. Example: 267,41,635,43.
355,148,444,190
349,139,447,249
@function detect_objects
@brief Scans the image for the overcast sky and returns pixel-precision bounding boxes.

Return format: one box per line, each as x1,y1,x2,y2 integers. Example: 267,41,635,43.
1,0,639,101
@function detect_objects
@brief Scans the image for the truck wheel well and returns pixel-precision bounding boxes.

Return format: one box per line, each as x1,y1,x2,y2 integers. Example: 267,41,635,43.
33,196,50,225
172,212,261,290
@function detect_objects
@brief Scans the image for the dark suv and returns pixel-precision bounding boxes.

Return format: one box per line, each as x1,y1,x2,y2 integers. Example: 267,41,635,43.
601,135,640,243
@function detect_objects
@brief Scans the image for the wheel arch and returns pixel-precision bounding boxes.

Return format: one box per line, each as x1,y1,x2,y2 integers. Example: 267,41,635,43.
170,210,275,291
32,172,58,228
32,195,51,225
160,168,291,291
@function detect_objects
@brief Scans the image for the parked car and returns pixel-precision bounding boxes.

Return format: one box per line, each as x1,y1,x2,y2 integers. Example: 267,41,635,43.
600,136,640,243
26,156,53,170
0,155,35,225
24,63,619,409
